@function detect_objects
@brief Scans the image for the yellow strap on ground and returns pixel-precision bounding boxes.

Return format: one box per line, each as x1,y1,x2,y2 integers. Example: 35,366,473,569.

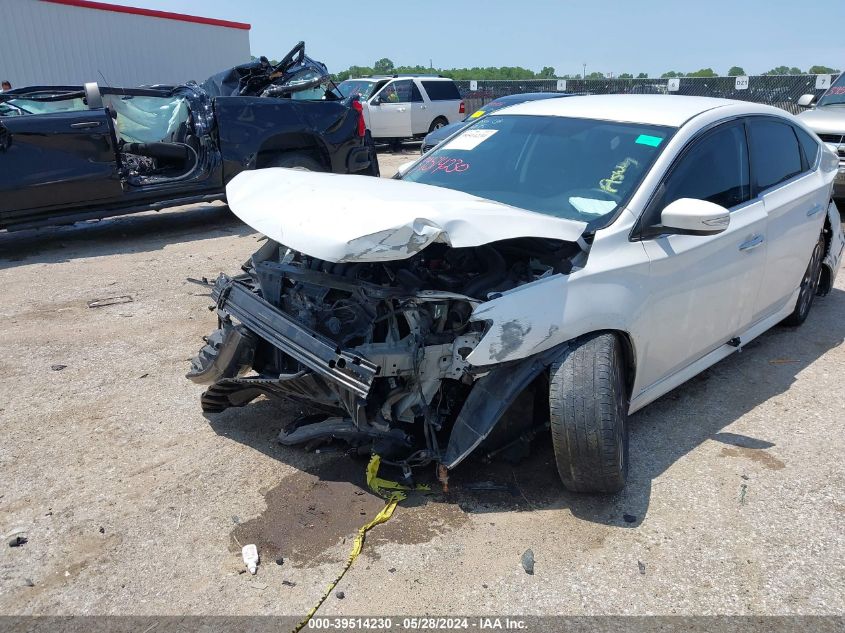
292,455,428,633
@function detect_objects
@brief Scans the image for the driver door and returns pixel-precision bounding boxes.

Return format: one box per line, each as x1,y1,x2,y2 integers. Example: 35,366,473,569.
0,107,122,221
637,120,768,392
369,80,413,138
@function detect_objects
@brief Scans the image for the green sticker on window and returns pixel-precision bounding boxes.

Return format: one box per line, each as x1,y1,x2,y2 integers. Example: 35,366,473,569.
635,134,663,147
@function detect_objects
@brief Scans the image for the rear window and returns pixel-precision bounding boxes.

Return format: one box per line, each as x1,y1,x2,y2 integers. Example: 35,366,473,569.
748,119,803,192
421,81,460,101
794,126,820,167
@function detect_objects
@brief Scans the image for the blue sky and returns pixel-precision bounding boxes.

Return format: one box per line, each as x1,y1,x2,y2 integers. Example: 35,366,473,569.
107,0,844,76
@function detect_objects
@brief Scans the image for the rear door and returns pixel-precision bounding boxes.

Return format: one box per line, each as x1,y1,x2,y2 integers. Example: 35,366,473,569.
747,118,831,320
369,80,413,138
0,108,122,221
420,80,462,123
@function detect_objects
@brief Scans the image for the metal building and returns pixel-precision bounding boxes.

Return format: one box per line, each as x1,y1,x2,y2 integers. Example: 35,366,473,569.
1,0,251,88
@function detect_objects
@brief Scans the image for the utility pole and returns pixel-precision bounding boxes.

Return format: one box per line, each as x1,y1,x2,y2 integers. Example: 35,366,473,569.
583,62,587,79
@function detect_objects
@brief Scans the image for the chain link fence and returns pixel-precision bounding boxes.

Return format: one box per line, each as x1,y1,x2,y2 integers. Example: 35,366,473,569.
454,75,838,115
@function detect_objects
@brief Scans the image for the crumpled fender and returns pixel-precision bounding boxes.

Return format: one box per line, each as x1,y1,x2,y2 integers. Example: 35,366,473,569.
443,342,567,469
820,200,844,295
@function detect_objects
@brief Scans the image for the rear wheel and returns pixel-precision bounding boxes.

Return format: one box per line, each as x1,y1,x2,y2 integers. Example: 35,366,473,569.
549,333,629,494
782,230,825,326
267,152,324,172
428,117,448,133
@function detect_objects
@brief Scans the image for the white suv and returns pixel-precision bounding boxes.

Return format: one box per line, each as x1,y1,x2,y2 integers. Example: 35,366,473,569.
337,75,464,142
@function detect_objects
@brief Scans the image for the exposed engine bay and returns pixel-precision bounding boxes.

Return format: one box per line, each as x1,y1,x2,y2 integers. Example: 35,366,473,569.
188,236,584,474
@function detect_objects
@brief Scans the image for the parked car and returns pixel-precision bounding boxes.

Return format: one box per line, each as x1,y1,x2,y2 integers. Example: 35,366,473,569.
336,75,463,143
797,72,845,204
188,95,843,494
421,91,576,154
0,42,377,231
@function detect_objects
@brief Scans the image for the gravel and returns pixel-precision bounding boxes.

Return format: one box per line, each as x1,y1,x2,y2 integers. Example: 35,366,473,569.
0,150,842,616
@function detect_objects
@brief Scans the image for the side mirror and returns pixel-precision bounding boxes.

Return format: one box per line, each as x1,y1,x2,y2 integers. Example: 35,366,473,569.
370,96,381,106
797,94,815,108
660,198,730,235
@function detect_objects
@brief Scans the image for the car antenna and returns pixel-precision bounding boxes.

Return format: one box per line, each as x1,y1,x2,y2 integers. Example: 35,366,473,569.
97,69,111,88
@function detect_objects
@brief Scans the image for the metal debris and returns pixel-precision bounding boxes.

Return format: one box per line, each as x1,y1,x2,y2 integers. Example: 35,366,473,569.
87,295,133,308
50,364,67,371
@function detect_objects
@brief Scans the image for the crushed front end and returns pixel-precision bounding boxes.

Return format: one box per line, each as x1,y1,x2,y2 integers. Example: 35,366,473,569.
188,237,581,472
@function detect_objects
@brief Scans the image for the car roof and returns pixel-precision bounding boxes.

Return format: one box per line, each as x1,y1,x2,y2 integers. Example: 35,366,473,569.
497,94,782,127
488,92,571,104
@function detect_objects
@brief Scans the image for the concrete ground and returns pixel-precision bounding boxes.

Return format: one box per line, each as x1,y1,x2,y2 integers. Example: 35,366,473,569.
0,150,843,616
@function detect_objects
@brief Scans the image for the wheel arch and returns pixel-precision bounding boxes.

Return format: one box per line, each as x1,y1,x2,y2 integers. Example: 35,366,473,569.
255,132,331,171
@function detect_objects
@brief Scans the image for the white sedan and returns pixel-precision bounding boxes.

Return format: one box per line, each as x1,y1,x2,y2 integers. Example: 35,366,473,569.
191,95,844,493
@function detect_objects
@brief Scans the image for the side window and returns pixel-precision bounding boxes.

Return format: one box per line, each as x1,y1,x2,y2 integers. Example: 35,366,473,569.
748,119,803,192
794,126,820,168
659,123,751,213
376,80,413,103
410,82,423,103
421,81,461,101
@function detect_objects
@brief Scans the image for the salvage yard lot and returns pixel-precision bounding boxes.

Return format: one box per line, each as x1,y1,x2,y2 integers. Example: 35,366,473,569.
0,151,843,615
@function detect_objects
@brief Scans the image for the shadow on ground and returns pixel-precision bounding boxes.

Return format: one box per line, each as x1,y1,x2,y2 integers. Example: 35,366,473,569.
202,287,845,565
0,203,249,269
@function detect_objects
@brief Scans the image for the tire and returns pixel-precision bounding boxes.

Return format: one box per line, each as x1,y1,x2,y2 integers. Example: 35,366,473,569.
549,333,629,494
266,152,324,172
782,230,825,327
428,117,448,133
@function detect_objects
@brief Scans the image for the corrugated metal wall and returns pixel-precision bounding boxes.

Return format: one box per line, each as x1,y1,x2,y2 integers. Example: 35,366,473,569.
1,0,251,88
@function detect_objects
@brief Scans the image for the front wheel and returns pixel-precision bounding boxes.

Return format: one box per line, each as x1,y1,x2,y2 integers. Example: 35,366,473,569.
782,230,825,327
549,333,629,494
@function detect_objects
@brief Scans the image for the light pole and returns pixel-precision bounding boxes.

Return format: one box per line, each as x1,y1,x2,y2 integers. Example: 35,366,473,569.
583,63,587,79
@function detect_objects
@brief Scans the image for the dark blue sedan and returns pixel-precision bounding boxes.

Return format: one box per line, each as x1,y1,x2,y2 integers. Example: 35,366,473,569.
420,91,576,153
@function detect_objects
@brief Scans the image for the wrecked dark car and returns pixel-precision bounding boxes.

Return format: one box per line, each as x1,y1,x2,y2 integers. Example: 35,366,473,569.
0,42,377,231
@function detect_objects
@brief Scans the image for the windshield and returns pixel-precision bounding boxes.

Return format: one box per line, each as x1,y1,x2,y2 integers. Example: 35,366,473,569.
402,115,673,224
818,73,845,106
337,80,377,100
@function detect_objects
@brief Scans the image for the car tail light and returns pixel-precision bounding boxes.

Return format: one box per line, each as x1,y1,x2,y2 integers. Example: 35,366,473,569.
459,100,465,114
351,99,366,137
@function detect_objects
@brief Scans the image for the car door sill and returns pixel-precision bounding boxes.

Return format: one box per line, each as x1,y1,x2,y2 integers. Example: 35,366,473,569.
629,287,801,414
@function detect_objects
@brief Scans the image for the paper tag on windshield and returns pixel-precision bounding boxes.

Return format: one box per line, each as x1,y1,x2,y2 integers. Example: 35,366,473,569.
444,129,498,151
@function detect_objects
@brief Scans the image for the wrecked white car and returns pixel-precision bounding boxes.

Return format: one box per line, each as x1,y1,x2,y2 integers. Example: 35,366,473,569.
189,95,843,493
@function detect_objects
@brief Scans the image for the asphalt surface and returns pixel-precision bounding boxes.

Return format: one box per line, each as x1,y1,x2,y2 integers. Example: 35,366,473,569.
0,150,843,616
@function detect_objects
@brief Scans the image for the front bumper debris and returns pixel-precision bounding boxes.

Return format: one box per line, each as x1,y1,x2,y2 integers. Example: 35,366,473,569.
204,274,379,398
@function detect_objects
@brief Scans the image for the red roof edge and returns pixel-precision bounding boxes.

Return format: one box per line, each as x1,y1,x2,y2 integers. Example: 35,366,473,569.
40,0,251,30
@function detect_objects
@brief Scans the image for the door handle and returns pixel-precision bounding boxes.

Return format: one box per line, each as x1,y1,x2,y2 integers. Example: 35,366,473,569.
807,203,824,217
397,107,406,112
739,234,765,251
70,121,102,129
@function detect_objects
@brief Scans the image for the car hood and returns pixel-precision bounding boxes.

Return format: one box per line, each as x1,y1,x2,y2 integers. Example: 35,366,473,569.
797,106,845,134
226,169,587,263
423,121,467,148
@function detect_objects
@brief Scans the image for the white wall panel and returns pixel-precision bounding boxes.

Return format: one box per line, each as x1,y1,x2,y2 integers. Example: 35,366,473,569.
1,0,251,88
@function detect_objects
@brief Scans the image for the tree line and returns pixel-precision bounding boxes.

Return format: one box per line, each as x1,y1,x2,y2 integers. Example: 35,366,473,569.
333,59,840,81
